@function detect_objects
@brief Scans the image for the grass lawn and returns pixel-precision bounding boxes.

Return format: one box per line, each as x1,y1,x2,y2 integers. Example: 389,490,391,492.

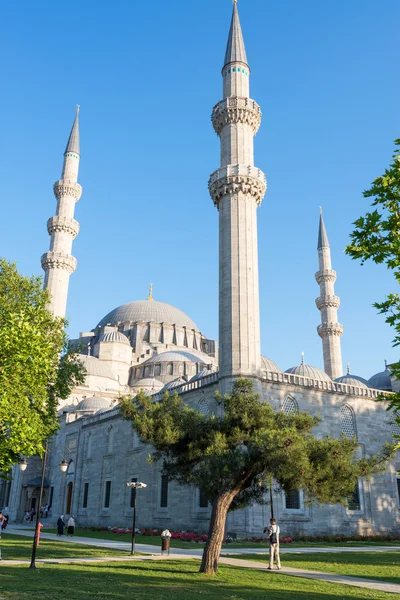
38,527,400,550
230,551,400,584
0,560,398,600
0,534,127,560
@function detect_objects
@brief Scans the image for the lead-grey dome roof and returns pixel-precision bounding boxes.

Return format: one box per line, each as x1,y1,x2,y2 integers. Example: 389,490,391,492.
97,299,200,331
76,396,112,412
99,330,130,345
261,356,281,373
335,374,369,389
131,378,164,389
143,350,210,364
285,362,331,382
368,368,392,391
77,355,117,380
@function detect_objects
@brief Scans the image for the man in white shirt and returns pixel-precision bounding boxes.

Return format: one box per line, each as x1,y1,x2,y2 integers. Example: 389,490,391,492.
264,518,281,569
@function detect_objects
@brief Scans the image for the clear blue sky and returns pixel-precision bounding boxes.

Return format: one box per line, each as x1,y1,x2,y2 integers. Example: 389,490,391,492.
1,0,399,379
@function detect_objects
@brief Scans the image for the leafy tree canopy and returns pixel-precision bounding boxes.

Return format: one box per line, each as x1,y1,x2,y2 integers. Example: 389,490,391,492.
0,259,85,473
120,379,393,573
346,139,400,443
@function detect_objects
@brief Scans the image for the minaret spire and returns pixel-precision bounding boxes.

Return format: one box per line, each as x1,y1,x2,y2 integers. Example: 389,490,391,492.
41,108,82,318
315,210,343,379
209,4,266,382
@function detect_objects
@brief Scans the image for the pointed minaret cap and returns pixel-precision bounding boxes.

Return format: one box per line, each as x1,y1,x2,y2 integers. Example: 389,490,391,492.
223,1,248,70
147,283,154,301
318,207,330,249
65,105,80,155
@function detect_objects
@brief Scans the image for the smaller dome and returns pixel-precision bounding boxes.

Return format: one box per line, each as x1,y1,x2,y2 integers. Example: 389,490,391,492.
99,331,130,345
189,368,214,382
77,355,117,380
368,367,392,392
335,375,369,389
76,396,112,412
261,356,281,373
285,356,331,382
143,350,210,365
131,378,164,390
163,377,186,391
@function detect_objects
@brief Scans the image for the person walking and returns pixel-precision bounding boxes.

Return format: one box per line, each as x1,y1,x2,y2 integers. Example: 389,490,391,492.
67,515,76,537
264,518,281,570
57,515,65,536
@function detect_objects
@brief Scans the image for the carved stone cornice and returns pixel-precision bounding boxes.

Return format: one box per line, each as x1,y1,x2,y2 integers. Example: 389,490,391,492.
317,322,344,338
209,165,266,207
315,295,340,310
315,269,337,284
212,97,262,135
53,180,82,202
47,216,80,238
41,251,77,274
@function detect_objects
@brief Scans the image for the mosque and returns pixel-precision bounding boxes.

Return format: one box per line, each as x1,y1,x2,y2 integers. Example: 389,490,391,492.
2,2,399,537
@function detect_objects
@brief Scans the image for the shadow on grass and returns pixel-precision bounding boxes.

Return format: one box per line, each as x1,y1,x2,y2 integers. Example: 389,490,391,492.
0,561,396,600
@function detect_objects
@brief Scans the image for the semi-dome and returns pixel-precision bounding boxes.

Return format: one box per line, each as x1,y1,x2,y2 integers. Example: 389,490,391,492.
77,355,117,380
335,375,369,389
131,378,164,390
75,396,112,412
97,299,200,331
163,377,186,391
261,356,281,373
143,350,210,364
285,356,331,382
99,330,130,345
368,366,392,391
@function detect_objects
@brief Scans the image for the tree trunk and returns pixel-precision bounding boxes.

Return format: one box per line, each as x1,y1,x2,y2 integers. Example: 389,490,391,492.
199,489,236,574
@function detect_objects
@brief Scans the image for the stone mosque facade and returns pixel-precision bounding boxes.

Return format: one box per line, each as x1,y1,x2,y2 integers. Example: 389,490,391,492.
3,3,400,537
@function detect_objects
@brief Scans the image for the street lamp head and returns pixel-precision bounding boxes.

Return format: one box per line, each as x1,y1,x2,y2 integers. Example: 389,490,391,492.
19,458,28,472
60,459,69,473
126,481,147,489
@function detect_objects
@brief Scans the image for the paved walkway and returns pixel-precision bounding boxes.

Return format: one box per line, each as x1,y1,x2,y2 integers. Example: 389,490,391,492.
4,528,400,595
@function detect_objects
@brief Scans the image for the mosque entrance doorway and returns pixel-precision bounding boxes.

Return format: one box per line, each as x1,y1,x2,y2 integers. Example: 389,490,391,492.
66,482,73,514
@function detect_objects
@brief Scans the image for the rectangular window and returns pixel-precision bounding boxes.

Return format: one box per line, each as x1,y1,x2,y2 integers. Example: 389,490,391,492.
160,474,168,508
347,483,361,511
104,481,111,508
199,489,208,508
285,489,301,510
396,479,400,505
130,478,137,508
49,486,54,509
83,483,89,508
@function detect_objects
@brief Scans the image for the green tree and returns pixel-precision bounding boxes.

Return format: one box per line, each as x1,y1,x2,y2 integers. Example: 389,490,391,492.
120,379,393,574
345,139,400,444
0,259,85,473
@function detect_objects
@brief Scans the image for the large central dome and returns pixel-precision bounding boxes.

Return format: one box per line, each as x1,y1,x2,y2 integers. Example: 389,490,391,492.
97,299,200,332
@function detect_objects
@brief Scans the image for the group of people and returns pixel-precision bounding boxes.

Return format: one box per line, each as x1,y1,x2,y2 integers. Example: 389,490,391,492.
57,515,76,537
0,509,9,538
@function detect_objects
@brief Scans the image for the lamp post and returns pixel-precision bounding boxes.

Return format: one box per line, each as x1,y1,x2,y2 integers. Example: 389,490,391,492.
126,481,147,555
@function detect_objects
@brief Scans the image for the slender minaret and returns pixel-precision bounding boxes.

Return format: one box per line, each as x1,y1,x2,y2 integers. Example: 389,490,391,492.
41,107,82,318
315,209,343,379
209,1,266,380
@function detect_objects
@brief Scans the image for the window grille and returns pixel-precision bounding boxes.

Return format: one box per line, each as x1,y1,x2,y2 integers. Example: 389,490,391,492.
347,482,361,511
199,489,209,508
390,420,400,439
198,399,210,416
104,481,111,508
341,405,356,439
130,478,137,508
282,397,298,415
83,483,89,508
284,489,301,510
160,474,169,508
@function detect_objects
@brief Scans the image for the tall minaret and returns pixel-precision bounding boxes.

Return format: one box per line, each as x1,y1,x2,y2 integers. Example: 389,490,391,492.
315,209,343,379
209,2,266,381
41,107,82,318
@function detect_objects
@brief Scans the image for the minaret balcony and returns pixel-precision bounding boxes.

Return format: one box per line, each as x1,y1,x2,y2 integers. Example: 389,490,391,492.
315,295,340,310
47,216,80,238
212,97,261,135
317,322,344,338
41,251,77,274
209,164,266,207
53,180,82,202
315,269,337,284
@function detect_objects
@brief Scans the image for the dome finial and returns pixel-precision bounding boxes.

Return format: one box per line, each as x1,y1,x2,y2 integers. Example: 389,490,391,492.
301,351,305,366
147,283,153,301
384,359,388,370
347,363,350,375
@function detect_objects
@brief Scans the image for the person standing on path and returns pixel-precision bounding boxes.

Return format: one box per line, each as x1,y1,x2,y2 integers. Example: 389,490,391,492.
67,515,76,537
57,515,65,536
264,518,281,570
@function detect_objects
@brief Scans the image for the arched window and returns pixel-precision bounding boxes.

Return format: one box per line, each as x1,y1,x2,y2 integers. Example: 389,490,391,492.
107,425,114,454
167,363,173,375
178,364,184,375
198,399,210,417
281,396,298,415
341,405,356,439
154,364,161,377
